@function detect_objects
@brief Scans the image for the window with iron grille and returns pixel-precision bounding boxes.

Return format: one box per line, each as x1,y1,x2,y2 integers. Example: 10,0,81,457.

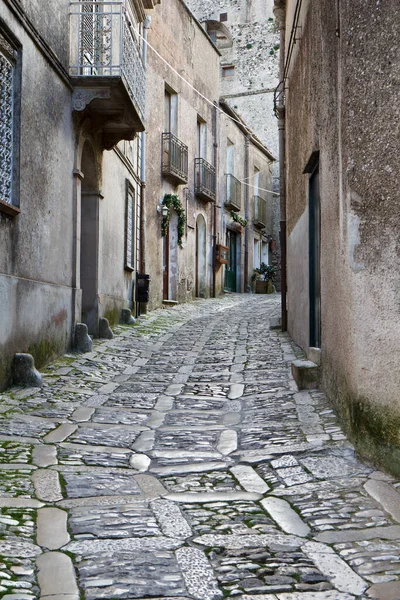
125,182,135,271
0,28,20,213
79,0,109,76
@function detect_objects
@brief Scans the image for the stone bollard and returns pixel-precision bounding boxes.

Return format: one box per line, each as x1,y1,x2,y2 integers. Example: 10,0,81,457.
98,317,113,339
12,354,43,388
74,323,92,353
120,308,135,325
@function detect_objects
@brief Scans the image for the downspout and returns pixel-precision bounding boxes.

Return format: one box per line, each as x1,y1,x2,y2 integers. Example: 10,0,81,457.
274,0,287,331
212,101,219,298
139,15,151,312
244,135,250,292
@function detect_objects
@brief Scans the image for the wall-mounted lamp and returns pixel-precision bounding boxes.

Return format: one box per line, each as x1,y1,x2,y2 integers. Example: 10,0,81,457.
156,201,169,217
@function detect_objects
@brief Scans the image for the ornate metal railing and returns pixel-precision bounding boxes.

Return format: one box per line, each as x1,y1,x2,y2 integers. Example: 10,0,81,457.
69,1,145,120
224,173,242,212
194,158,216,202
254,195,267,227
162,133,188,184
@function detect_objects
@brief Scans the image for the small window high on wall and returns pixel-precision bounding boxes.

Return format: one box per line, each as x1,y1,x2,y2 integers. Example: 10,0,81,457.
222,65,235,78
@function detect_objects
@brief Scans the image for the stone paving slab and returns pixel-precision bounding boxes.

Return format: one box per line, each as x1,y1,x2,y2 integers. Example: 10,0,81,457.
1,295,400,600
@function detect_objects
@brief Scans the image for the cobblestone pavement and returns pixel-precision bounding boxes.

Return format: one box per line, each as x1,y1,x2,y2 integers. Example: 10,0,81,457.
1,294,400,600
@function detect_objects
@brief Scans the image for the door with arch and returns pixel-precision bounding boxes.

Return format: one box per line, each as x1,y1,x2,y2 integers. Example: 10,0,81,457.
196,214,207,298
163,211,178,301
80,140,100,335
224,229,237,292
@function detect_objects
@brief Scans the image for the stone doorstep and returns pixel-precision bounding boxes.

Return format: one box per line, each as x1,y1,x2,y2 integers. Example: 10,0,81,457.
291,359,320,390
269,317,282,330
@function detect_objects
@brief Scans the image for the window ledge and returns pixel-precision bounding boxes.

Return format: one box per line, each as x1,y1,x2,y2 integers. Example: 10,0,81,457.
0,199,20,217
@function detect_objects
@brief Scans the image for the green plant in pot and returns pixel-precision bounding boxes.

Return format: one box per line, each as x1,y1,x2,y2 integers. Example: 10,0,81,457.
252,263,276,294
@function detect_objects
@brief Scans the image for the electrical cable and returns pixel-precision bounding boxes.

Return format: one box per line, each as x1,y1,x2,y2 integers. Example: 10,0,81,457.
130,25,279,198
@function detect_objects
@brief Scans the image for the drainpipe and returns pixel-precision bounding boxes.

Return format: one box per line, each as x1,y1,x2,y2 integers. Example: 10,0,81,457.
244,134,250,292
139,15,151,313
274,0,287,331
212,101,219,298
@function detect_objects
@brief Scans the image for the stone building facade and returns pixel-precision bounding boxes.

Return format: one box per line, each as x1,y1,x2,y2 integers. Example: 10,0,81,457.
0,0,152,388
217,101,275,296
279,0,400,473
144,0,275,309
143,0,220,310
184,0,281,286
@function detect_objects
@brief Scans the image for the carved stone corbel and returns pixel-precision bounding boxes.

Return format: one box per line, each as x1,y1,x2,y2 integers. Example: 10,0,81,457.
72,88,111,112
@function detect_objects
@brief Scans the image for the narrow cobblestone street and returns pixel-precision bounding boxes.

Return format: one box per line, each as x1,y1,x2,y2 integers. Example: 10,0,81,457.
0,295,400,600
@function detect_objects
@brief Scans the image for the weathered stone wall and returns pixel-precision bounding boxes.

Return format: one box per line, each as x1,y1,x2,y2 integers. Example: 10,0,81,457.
185,0,281,288
185,0,279,154
0,1,75,388
0,0,145,387
144,0,220,310
285,0,400,473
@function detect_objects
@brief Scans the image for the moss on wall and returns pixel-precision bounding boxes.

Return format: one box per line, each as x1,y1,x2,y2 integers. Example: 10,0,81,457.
103,305,120,327
324,367,400,478
28,335,67,370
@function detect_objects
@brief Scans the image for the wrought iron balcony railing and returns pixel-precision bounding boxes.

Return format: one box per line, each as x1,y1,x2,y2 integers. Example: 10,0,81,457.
254,195,267,228
162,133,188,184
69,1,145,128
224,173,242,212
194,158,216,202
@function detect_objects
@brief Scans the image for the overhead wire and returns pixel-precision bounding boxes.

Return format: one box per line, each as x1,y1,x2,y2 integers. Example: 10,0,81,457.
131,23,280,197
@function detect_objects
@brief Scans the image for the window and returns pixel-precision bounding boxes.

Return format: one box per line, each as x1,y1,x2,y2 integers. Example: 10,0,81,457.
196,117,207,159
125,182,135,271
261,241,269,265
222,65,235,78
220,12,228,22
0,28,20,215
164,87,178,135
253,167,260,196
226,139,234,175
254,239,260,269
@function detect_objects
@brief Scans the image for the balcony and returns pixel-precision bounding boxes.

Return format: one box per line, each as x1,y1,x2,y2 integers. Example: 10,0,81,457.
224,173,242,212
194,158,216,202
254,195,267,228
162,133,188,185
69,1,146,149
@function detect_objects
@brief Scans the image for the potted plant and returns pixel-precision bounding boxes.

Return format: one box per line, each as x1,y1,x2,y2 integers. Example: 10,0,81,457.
252,263,276,294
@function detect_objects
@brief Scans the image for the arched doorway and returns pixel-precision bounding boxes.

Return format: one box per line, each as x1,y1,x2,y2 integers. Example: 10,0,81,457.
80,141,100,335
196,214,207,298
